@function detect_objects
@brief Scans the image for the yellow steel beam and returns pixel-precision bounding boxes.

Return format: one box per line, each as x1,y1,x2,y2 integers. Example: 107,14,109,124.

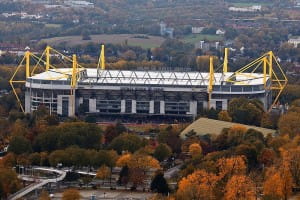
46,46,50,71
223,48,228,73
25,51,30,78
263,57,267,88
101,44,105,70
269,51,273,79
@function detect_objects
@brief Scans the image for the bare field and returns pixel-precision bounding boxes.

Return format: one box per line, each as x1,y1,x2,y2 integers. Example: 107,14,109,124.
40,34,165,49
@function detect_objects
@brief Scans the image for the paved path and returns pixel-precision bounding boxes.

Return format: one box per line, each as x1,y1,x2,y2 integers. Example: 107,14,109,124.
164,164,182,179
52,189,154,200
8,167,66,200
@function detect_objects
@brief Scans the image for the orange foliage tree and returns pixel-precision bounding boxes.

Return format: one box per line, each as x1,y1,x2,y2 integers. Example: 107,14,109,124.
224,175,256,200
188,143,202,158
217,156,247,179
263,149,293,200
177,170,219,200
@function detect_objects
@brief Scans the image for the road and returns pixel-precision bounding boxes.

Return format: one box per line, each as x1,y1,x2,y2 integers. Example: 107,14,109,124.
8,167,66,200
164,164,182,179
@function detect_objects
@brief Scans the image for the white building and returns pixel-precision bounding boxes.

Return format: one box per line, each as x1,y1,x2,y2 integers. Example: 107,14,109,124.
288,37,300,48
229,5,262,12
192,27,204,34
64,0,94,8
216,29,226,35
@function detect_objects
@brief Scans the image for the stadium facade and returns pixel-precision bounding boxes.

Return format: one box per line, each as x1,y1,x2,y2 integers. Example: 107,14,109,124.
24,69,272,118
10,47,287,118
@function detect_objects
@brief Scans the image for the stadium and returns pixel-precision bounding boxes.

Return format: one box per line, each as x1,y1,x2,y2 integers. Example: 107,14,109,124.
10,46,287,120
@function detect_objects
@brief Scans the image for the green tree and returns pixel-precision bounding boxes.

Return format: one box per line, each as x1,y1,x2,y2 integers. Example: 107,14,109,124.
8,135,32,155
109,133,144,154
151,171,170,195
153,143,172,162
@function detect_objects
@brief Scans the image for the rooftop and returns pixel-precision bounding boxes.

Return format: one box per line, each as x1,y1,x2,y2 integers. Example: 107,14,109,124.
181,117,276,138
28,68,269,87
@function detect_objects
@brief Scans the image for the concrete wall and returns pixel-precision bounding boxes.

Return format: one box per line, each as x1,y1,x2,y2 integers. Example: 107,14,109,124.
25,91,31,113
149,100,154,114
121,100,126,113
132,100,136,114
160,101,165,114
89,98,97,113
210,99,228,110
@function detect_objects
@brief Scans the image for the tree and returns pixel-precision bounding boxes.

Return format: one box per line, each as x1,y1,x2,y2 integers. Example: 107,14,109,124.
263,168,291,200
96,165,111,184
258,148,276,167
228,98,264,126
48,150,67,167
263,149,293,200
153,143,172,162
224,175,256,200
62,188,81,200
118,165,129,186
116,153,132,167
151,171,170,195
116,153,160,190
260,113,274,128
0,167,21,199
39,190,51,200
109,133,144,154
157,126,182,154
278,111,300,138
104,122,126,144
218,110,232,122
227,125,247,147
8,135,32,155
177,169,219,200
288,147,300,186
217,156,247,179
188,143,202,158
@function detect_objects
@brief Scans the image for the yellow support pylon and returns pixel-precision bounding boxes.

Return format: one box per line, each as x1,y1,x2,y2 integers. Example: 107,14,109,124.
223,48,229,73
46,46,50,71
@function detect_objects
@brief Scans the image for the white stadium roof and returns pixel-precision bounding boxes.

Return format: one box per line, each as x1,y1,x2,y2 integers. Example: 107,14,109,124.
28,68,268,86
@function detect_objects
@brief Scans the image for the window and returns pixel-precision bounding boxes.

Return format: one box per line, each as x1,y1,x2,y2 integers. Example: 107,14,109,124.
216,101,223,110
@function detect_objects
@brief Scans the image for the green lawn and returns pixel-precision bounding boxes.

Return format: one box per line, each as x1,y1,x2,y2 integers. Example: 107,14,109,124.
45,24,62,28
182,34,224,44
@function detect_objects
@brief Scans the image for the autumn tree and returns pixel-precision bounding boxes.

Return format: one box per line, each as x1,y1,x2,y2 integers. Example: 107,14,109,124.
0,167,21,199
224,175,256,200
217,156,247,179
218,110,232,122
263,149,293,200
116,153,160,190
62,188,81,200
258,148,276,168
39,190,51,200
96,165,111,185
104,122,126,144
188,143,202,158
177,169,219,200
288,147,300,186
278,111,300,138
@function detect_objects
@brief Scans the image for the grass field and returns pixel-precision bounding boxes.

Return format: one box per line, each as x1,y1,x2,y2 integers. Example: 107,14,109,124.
40,34,165,49
45,24,62,28
182,34,224,44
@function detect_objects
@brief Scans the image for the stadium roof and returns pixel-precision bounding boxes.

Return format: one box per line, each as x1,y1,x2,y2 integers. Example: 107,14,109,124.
180,117,276,138
29,68,269,87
